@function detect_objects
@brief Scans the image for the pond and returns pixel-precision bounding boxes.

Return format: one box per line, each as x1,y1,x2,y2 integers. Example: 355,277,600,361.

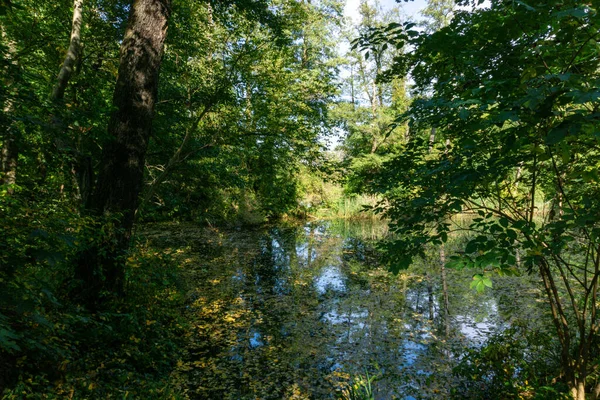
146,219,549,399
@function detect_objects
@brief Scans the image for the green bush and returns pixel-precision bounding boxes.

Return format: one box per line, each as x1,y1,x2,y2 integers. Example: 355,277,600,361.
0,191,187,397
452,326,569,400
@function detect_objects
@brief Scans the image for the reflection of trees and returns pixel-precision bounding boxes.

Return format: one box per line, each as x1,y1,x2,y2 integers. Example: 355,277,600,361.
221,226,338,398
181,222,541,399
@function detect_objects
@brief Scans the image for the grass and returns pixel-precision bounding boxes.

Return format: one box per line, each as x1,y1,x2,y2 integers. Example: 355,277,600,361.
298,177,382,221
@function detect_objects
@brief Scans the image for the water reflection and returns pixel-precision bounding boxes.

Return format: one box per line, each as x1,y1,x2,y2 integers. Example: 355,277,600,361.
153,220,543,399
315,265,346,294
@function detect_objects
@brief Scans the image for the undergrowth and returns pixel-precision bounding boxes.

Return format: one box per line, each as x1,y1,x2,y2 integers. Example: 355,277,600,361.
0,194,187,398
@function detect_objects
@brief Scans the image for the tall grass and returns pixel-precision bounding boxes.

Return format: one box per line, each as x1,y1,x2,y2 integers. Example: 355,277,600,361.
297,172,382,220
314,193,381,220
340,371,377,400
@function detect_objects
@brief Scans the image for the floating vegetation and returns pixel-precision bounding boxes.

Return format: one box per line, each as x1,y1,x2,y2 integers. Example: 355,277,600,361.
145,220,547,399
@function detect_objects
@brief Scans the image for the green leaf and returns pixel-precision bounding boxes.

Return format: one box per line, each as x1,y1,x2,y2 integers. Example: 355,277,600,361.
439,231,448,243
560,142,571,164
0,328,21,352
390,255,412,275
465,240,479,254
506,253,517,266
470,274,492,293
498,110,519,123
546,124,569,145
482,276,493,288
478,251,500,268
446,256,466,270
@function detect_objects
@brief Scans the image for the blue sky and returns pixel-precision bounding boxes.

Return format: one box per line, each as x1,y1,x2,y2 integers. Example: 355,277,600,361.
344,0,429,23
343,0,491,24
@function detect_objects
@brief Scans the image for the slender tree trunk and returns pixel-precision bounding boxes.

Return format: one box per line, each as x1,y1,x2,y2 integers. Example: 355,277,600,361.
1,27,18,194
375,53,383,108
439,245,450,337
370,80,379,153
592,381,600,400
370,136,378,154
441,140,451,337
427,127,450,335
75,0,171,303
571,382,585,400
537,256,589,398
427,275,434,320
50,0,94,204
515,162,523,185
350,64,355,109
51,0,83,102
1,136,17,193
428,127,436,152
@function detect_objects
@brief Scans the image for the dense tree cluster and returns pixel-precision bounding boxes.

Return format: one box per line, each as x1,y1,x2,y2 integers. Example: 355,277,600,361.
2,0,600,398
0,0,344,395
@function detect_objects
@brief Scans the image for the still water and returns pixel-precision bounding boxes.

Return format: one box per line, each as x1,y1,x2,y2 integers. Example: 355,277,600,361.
150,220,545,399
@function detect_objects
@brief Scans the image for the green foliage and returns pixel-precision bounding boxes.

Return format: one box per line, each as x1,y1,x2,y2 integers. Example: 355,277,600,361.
296,166,381,220
332,3,409,197
2,0,345,396
356,0,600,395
0,211,188,397
0,190,88,358
140,0,344,224
7,0,600,397
469,273,493,293
421,0,455,32
339,370,377,400
453,326,569,399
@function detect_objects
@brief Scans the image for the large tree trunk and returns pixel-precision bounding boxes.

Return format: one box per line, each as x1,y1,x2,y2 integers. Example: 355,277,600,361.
75,0,171,303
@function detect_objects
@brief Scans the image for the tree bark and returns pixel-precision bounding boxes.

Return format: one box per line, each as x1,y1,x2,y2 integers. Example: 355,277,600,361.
1,26,18,194
75,0,171,303
1,135,17,193
51,0,83,102
428,127,436,153
571,382,585,400
592,381,600,400
350,64,355,109
50,0,95,204
439,245,450,337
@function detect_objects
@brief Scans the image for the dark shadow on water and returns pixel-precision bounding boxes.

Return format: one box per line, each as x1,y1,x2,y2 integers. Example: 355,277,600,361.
150,220,545,399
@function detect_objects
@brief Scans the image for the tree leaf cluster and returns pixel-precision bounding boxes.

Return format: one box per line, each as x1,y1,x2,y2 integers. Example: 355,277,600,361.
360,0,600,396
